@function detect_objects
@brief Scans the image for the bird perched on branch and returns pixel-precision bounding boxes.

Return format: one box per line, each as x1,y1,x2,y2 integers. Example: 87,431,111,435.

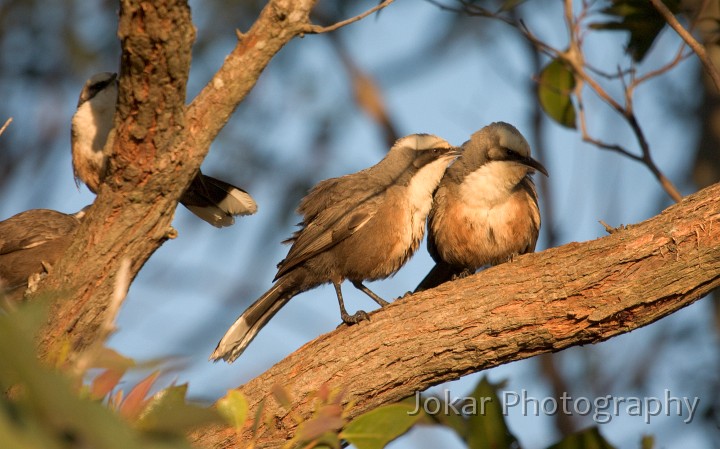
0,208,85,303
416,122,547,292
212,134,460,362
71,72,257,227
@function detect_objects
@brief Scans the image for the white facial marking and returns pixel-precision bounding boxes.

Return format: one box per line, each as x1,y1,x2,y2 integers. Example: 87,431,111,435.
72,82,117,166
407,155,454,242
461,161,528,208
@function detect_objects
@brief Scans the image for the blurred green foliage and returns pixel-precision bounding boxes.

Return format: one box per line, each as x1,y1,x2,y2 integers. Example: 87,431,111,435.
590,0,680,62
537,58,577,129
0,302,220,449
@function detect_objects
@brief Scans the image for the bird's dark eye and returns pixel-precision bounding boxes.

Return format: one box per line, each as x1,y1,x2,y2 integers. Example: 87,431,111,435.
502,147,517,158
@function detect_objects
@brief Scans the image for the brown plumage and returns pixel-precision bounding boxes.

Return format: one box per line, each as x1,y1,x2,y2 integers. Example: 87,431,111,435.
212,134,459,362
71,72,257,227
416,122,547,292
0,209,83,302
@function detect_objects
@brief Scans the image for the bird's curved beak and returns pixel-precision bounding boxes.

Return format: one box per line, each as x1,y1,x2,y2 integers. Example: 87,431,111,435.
521,156,549,177
448,146,463,157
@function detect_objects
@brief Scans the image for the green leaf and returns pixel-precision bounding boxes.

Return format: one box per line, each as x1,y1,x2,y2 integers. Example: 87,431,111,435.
538,58,576,129
341,403,424,449
0,302,186,449
546,426,617,449
399,394,466,435
589,0,680,62
217,390,249,431
640,435,655,449
135,384,221,434
499,0,528,12
466,377,518,449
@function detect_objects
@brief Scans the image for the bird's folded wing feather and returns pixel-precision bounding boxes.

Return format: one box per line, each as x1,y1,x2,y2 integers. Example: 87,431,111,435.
0,212,78,255
274,205,376,280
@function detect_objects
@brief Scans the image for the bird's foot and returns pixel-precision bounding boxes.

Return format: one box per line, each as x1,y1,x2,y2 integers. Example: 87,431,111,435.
341,309,370,325
450,269,473,281
25,272,46,296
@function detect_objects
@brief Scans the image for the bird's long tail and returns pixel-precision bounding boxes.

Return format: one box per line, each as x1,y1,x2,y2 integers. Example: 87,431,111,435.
414,261,467,293
211,277,295,363
181,172,257,228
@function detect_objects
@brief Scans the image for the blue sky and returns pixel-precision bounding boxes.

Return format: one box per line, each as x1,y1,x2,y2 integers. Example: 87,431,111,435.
0,0,716,447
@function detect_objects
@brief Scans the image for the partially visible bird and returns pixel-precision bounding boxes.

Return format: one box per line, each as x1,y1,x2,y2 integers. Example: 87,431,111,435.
0,209,84,303
212,134,460,362
416,122,547,292
71,72,257,227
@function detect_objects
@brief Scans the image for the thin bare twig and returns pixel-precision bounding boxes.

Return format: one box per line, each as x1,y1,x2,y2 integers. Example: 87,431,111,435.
575,62,682,201
0,117,12,137
302,0,394,34
433,0,684,201
517,21,561,59
559,1,683,202
575,78,644,163
633,45,693,86
649,0,720,92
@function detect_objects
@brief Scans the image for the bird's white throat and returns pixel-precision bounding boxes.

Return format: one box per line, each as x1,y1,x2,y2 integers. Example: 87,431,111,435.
461,161,528,208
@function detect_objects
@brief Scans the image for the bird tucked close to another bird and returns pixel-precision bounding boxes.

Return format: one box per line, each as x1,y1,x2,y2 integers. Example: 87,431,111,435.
0,209,84,303
212,134,460,362
416,121,547,292
71,72,257,227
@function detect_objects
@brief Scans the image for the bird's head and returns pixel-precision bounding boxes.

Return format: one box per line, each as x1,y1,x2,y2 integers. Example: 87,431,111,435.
77,72,117,107
463,122,548,179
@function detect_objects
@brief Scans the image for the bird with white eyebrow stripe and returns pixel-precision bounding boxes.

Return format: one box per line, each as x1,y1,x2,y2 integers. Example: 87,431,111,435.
212,133,460,362
71,72,257,227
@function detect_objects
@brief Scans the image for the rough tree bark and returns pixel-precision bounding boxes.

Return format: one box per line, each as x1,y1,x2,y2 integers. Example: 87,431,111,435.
32,0,321,359
24,1,720,448
189,181,720,449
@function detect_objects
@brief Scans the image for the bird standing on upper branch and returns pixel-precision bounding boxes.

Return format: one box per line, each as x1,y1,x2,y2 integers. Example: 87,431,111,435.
416,122,547,292
71,72,257,227
0,209,85,303
212,134,460,362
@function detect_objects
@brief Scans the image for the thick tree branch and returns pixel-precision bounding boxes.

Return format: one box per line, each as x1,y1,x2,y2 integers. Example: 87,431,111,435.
184,0,320,162
35,0,197,359
191,182,720,449
33,0,324,359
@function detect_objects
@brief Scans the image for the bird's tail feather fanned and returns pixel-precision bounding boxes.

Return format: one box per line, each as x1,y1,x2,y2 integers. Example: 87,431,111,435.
181,173,257,228
210,278,293,363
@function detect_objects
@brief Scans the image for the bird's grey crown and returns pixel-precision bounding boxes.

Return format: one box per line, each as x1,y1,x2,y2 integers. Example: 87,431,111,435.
77,72,117,107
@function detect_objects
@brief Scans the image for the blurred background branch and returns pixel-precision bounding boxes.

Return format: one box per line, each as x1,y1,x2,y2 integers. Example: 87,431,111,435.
1,0,719,447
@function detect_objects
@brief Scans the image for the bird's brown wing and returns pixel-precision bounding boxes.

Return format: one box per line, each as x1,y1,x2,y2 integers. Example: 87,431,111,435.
274,201,377,280
0,210,79,256
296,168,376,222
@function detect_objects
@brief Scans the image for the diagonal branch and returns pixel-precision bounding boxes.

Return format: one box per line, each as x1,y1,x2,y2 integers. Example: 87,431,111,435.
301,0,395,34
184,0,322,164
649,0,720,92
0,117,11,137
33,0,327,359
190,182,720,449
